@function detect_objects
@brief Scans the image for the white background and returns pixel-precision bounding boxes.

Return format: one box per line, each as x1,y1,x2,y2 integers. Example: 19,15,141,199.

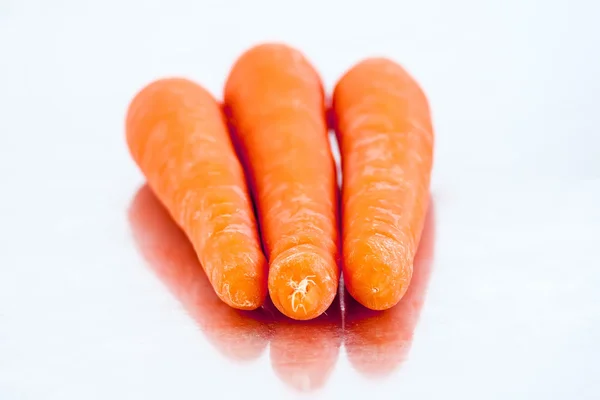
1,1,599,399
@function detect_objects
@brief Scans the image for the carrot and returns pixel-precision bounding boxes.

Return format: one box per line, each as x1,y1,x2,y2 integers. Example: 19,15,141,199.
344,202,435,376
128,185,271,360
332,58,434,310
126,78,267,310
224,43,339,320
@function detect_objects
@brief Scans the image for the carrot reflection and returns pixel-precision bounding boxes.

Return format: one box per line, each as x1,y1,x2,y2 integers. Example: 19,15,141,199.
128,185,434,387
343,202,436,377
267,295,342,392
128,185,342,390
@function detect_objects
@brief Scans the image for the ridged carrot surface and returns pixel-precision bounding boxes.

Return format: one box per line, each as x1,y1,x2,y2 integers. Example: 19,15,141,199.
126,78,267,310
333,58,434,310
224,43,339,320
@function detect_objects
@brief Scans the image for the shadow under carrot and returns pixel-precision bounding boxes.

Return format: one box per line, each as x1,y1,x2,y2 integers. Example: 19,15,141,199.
343,200,436,378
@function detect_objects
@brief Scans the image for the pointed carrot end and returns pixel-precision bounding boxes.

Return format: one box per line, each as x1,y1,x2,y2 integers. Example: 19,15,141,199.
204,242,268,311
216,278,267,311
344,237,413,311
268,245,338,320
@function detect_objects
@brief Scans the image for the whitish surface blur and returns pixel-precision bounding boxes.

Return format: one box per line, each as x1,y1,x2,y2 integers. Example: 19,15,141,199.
1,1,599,399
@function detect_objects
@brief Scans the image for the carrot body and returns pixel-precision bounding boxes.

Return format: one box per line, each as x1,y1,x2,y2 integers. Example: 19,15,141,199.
224,44,339,320
333,58,434,310
126,78,267,310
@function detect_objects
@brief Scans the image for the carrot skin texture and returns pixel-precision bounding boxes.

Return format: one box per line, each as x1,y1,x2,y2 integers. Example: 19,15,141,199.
224,44,340,320
126,78,267,310
333,59,434,310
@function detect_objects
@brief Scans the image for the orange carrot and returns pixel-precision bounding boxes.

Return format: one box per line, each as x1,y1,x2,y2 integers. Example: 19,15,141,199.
128,185,271,359
344,202,435,376
224,43,339,320
332,58,434,310
126,78,267,310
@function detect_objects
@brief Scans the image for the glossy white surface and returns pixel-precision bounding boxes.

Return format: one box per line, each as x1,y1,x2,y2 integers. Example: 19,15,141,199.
1,1,600,399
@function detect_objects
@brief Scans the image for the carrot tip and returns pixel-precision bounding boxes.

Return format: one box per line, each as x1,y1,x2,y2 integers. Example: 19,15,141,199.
288,274,317,313
268,245,338,320
208,253,268,311
345,237,413,311
216,283,263,311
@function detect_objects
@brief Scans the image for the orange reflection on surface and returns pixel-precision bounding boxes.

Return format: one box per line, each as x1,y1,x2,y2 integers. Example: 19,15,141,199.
128,185,342,391
128,185,435,389
343,203,436,377
267,295,342,392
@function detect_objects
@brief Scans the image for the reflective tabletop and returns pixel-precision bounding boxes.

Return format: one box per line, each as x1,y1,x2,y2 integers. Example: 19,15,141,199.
1,2,599,399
